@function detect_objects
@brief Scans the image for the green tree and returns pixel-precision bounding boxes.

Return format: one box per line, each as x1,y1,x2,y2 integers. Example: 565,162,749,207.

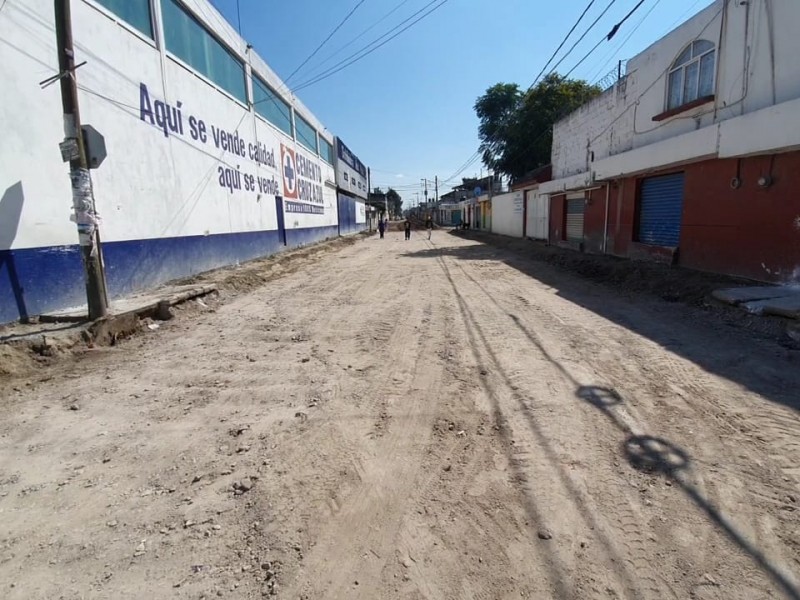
475,74,602,181
474,83,521,179
369,187,402,218
386,188,402,218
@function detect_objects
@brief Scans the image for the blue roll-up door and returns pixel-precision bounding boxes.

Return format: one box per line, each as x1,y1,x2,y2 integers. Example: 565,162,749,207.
638,173,685,247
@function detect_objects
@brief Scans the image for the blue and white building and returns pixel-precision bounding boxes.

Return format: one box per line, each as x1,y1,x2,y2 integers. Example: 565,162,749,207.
334,136,369,236
0,0,368,323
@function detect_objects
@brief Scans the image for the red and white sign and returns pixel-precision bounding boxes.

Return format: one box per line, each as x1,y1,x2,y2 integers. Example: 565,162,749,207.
280,144,298,199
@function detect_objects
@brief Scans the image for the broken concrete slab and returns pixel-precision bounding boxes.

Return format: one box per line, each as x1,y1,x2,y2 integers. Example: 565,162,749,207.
712,286,799,306
40,284,218,322
1,283,219,359
743,294,800,319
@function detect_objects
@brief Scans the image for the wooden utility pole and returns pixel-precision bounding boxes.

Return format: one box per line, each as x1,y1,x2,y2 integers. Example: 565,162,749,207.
434,176,438,203
54,0,108,319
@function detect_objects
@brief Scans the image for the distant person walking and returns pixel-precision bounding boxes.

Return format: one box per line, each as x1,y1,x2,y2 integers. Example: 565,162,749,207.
404,219,411,241
425,215,433,240
378,218,385,239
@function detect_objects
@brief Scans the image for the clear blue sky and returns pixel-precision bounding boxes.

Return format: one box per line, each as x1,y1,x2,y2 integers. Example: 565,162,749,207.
211,0,714,202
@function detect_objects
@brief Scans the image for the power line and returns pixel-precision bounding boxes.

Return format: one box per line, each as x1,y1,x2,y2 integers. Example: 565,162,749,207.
291,0,450,93
563,0,648,80
284,0,367,85
442,150,481,184
563,37,606,79
459,1,652,191
453,151,482,176
604,0,646,42
372,182,425,188
450,156,481,183
666,0,705,32
529,0,619,91
529,0,598,90
236,0,242,36
407,1,651,199
301,0,414,80
291,0,445,92
586,4,723,144
455,153,483,177
459,1,697,190
204,0,241,42
369,166,407,174
377,153,481,194
588,0,662,84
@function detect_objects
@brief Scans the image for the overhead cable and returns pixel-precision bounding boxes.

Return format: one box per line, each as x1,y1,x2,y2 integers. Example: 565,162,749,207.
301,0,414,79
284,0,367,85
291,0,450,93
588,0,663,83
563,0,648,79
529,0,598,90
528,0,620,91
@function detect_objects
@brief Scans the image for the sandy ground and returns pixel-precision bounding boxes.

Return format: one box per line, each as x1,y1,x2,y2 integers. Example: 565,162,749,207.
1,230,799,600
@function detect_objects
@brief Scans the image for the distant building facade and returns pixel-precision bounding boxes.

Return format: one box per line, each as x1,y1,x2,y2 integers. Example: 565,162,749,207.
540,0,800,282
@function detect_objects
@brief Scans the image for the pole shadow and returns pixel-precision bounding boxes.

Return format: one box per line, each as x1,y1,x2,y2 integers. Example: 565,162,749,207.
1,182,28,322
400,237,800,415
575,386,800,600
422,239,799,599
428,241,645,599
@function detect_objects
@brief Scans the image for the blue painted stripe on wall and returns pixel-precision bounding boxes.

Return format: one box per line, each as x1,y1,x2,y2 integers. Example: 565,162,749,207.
337,193,367,236
0,225,338,324
1,245,85,323
284,225,339,248
340,223,367,235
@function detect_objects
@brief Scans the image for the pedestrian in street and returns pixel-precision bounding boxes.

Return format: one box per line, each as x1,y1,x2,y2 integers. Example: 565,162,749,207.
378,218,385,239
404,218,411,241
425,215,433,240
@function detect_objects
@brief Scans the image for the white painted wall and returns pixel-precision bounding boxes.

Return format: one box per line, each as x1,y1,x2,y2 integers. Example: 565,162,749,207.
0,0,338,253
334,138,368,200
525,189,549,241
593,125,719,181
551,84,634,179
491,191,524,238
538,171,593,196
718,96,800,157
355,199,366,224
551,0,800,181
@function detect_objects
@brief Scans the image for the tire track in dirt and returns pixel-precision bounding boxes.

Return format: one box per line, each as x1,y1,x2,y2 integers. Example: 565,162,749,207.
285,253,448,598
426,247,622,597
385,283,547,600
3,232,799,600
440,237,800,599
505,277,800,597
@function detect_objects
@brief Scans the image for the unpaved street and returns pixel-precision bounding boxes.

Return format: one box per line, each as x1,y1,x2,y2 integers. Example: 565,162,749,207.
1,231,799,599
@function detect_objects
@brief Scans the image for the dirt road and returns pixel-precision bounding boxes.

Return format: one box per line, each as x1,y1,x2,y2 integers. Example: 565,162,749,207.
2,230,799,600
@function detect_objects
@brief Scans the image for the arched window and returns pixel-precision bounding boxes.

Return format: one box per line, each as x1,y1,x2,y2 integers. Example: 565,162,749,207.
667,40,716,110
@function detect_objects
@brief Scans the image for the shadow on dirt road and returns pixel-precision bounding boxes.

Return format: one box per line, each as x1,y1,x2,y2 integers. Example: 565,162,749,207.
578,385,800,600
418,237,800,599
402,238,800,416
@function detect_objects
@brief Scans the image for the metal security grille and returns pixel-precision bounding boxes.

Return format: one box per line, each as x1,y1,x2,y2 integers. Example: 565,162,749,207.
565,195,585,243
638,173,685,247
